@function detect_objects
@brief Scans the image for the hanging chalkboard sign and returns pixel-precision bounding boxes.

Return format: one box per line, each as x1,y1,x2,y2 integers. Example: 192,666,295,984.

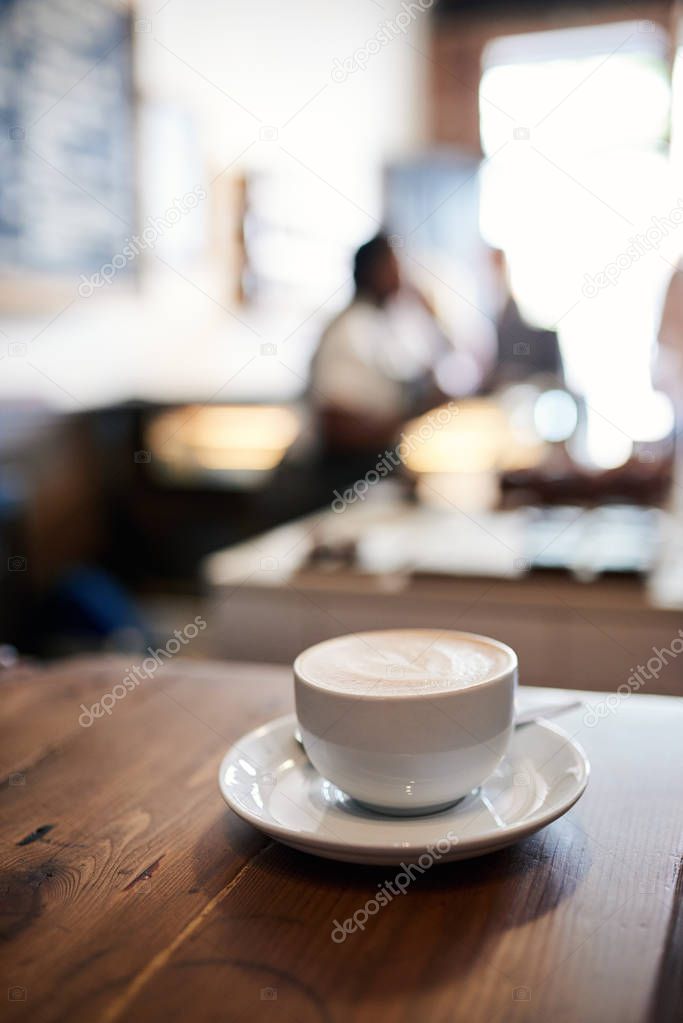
0,0,135,278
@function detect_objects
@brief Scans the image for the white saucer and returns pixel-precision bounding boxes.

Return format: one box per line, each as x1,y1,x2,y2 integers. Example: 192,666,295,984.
218,713,589,865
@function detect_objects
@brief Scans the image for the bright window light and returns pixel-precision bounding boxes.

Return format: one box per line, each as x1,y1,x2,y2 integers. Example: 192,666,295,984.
534,389,578,442
479,22,674,468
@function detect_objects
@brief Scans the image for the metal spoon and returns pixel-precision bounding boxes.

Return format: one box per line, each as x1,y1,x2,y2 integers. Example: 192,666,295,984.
514,699,584,729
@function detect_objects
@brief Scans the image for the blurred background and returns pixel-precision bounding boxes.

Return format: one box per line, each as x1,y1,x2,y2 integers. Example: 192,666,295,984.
3,0,683,692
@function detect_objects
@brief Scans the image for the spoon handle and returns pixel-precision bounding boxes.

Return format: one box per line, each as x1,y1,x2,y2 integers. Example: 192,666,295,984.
515,699,584,729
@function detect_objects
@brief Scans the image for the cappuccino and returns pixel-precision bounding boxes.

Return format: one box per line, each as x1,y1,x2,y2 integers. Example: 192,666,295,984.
295,629,512,697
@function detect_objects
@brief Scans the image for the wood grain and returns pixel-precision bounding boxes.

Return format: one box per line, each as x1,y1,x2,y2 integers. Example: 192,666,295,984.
1,656,683,1023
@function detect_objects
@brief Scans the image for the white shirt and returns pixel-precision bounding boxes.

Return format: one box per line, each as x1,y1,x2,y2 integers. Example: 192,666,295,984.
311,296,443,418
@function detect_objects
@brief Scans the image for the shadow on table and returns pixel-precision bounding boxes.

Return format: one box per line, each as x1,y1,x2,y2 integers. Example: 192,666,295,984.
270,815,587,929
178,814,590,1018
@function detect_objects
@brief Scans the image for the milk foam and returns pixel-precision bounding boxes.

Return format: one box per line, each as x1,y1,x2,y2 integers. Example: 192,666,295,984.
296,630,511,696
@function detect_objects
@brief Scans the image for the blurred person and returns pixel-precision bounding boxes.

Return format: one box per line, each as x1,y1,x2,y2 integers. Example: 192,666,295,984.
484,248,564,390
656,262,683,411
655,263,683,512
310,234,451,466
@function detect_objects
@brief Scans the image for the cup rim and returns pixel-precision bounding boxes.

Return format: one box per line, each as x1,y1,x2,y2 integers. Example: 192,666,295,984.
293,628,518,700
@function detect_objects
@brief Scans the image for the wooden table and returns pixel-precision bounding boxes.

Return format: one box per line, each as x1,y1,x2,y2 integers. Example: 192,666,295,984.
2,656,683,1023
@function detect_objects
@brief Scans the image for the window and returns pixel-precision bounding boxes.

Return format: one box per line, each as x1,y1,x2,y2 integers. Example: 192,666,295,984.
480,21,674,466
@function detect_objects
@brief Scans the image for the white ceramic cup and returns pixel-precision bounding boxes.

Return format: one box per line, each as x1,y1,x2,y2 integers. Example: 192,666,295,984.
294,629,517,815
